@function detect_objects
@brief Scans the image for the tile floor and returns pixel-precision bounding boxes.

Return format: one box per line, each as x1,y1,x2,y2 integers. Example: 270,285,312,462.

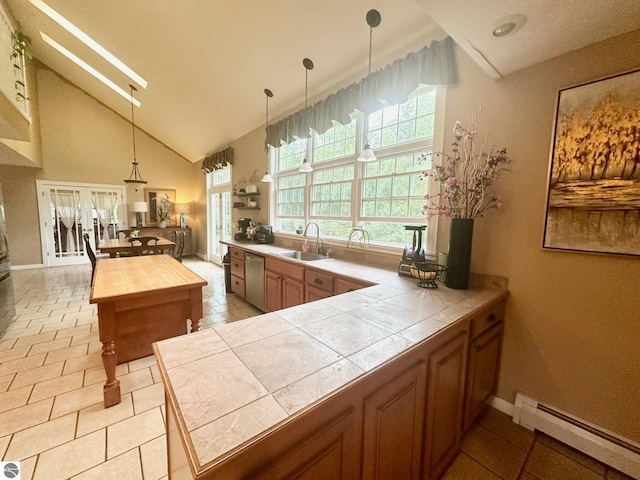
0,257,634,479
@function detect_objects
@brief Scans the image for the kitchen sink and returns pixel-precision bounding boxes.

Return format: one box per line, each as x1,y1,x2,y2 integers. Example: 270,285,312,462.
279,251,330,262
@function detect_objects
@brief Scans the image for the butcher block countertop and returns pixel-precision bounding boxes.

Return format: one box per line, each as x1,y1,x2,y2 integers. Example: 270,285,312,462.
153,241,508,475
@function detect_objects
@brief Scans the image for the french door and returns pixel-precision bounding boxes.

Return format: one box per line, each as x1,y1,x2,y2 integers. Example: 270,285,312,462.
36,180,126,267
208,189,232,265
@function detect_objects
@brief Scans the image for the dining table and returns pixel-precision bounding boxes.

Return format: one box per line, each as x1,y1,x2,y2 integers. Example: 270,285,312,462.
89,254,207,407
98,237,175,257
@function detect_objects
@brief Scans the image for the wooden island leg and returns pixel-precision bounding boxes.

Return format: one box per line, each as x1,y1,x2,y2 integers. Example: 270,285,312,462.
189,288,203,332
98,302,121,407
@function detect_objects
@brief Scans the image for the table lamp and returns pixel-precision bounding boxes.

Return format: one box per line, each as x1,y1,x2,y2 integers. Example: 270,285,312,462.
175,203,191,228
131,201,148,229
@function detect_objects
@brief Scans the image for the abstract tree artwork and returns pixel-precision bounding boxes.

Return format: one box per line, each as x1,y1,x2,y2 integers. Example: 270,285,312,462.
543,69,640,256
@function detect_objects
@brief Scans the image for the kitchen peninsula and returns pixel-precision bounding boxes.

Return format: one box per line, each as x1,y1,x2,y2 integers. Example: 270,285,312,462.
153,244,507,479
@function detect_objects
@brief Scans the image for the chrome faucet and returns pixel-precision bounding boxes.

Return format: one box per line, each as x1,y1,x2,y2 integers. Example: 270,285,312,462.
302,222,321,254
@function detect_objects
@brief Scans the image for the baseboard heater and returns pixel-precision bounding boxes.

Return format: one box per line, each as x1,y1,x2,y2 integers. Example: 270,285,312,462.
509,392,640,479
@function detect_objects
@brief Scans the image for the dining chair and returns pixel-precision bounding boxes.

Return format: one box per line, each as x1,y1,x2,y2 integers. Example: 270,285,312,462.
116,229,134,240
169,232,185,263
83,233,97,284
129,236,160,255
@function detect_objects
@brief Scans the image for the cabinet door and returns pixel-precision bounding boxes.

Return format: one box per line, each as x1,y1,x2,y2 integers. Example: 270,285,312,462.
362,360,427,480
463,322,504,431
305,284,332,303
423,326,468,480
282,277,304,309
334,277,372,294
264,270,282,312
230,274,245,298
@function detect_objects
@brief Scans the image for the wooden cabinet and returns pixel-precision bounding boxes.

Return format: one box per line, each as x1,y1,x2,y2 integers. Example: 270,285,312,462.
264,256,305,311
334,276,374,294
228,246,246,298
139,227,193,256
305,268,334,302
423,322,468,480
463,303,505,431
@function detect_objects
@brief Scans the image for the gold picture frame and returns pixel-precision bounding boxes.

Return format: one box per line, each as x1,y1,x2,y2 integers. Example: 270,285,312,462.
144,188,176,226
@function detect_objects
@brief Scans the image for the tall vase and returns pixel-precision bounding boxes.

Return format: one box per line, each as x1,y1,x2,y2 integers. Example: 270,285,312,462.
159,221,167,229
446,218,474,289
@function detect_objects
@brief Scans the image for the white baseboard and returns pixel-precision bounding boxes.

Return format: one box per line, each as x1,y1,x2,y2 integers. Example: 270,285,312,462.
506,392,640,479
10,264,45,270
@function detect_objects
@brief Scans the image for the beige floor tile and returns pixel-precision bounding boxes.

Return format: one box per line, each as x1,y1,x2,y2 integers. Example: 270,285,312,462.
0,434,9,459
0,325,43,340
5,412,76,461
83,363,128,386
477,407,535,451
0,345,30,363
606,467,635,479
442,453,502,480
140,435,168,480
27,337,72,356
0,398,53,437
107,407,165,459
538,433,606,475
119,368,154,395
128,355,157,372
0,353,46,377
0,338,16,351
16,455,37,480
50,382,104,419
150,364,162,383
29,371,84,403
10,361,64,389
33,429,106,480
40,318,78,333
71,447,143,480
87,341,102,354
76,393,134,437
461,424,528,480
62,351,103,375
13,331,57,349
70,331,100,346
132,382,165,414
54,324,91,340
26,314,65,326
44,343,89,365
524,442,602,480
0,373,15,393
0,385,32,413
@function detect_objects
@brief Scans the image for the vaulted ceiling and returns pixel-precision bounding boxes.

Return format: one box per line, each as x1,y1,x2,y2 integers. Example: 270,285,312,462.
6,0,640,163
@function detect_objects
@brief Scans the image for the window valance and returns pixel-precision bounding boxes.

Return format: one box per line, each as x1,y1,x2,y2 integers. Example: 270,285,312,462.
201,146,233,173
265,36,457,148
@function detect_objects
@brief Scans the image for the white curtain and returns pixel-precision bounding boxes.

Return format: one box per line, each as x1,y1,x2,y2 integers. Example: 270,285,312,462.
53,192,79,253
93,192,117,240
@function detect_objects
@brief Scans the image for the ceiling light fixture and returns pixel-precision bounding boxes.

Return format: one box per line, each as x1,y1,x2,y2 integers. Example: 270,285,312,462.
41,32,140,107
30,0,147,88
298,58,314,173
124,84,147,186
357,9,381,163
491,14,527,38
261,88,274,183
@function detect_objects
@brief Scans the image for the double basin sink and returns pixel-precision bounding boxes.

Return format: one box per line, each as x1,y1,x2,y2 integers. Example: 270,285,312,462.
279,250,330,262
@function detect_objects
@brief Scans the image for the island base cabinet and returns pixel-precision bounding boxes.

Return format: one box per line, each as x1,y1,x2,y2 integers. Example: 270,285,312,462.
423,325,468,480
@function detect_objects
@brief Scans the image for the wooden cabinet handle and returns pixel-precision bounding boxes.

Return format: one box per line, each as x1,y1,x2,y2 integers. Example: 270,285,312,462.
487,313,497,323
314,277,323,285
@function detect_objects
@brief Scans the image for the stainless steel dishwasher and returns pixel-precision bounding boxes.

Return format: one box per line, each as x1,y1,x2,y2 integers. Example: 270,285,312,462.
244,252,265,311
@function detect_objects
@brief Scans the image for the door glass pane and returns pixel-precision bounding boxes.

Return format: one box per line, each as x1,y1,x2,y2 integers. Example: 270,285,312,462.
50,188,82,258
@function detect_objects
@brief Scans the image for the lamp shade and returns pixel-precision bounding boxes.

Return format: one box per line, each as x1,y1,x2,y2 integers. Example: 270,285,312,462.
175,203,191,214
131,201,148,213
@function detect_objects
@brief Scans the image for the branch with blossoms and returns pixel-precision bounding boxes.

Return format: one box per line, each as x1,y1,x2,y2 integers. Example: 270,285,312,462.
419,116,510,220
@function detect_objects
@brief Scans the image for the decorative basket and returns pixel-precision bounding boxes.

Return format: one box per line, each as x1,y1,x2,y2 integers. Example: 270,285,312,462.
409,262,447,289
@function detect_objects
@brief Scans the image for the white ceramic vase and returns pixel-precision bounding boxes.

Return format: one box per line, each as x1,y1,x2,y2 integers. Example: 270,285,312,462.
159,221,167,228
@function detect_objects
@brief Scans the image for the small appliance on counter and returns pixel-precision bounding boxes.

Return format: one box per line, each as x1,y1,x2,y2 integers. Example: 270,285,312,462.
256,225,274,244
234,218,252,242
398,224,426,277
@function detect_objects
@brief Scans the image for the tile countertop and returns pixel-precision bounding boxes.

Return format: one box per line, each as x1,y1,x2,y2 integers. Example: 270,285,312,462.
153,240,508,472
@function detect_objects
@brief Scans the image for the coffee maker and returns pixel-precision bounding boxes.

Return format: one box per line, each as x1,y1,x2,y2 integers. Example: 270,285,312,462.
398,224,427,277
256,225,274,244
234,218,251,242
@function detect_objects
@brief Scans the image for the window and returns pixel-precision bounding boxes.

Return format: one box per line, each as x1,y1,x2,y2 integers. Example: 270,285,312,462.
272,85,442,254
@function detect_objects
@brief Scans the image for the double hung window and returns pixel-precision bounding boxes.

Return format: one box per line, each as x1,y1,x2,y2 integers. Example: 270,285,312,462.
272,85,442,254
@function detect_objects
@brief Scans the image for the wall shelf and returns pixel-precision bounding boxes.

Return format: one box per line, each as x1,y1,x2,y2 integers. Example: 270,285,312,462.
234,207,261,210
234,192,260,197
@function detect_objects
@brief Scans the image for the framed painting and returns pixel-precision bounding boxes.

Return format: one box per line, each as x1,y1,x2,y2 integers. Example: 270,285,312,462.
543,68,640,256
144,188,176,226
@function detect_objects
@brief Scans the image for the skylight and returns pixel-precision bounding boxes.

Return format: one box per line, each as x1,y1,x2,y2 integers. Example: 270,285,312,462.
29,0,147,89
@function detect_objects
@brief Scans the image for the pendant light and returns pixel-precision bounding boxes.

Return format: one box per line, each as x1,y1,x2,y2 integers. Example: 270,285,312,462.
261,88,274,183
357,9,381,163
123,84,147,185
298,57,314,173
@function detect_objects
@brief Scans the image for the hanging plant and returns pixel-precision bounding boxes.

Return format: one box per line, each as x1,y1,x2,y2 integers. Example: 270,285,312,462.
10,31,33,101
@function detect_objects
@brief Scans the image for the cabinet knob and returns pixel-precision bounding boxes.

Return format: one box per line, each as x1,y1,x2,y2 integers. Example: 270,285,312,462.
487,313,497,323
314,278,323,285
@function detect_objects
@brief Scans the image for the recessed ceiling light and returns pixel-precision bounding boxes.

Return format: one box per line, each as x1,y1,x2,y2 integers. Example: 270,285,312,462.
40,32,140,107
29,0,147,89
491,14,527,38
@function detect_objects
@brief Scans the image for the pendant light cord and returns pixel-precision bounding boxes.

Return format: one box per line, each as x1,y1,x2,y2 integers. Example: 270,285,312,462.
130,84,137,162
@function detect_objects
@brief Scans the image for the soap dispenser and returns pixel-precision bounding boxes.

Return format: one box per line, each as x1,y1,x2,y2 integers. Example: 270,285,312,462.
302,239,309,252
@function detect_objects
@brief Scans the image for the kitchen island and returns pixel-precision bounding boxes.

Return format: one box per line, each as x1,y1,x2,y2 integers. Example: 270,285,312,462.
153,245,507,479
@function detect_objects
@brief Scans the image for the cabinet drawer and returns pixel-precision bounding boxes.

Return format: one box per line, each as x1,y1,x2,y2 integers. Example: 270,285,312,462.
231,274,245,297
229,246,245,261
334,276,372,294
305,269,333,293
469,302,505,339
265,257,305,281
230,257,245,279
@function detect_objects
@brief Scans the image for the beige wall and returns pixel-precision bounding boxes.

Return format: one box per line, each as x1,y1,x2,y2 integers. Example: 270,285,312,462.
0,64,200,265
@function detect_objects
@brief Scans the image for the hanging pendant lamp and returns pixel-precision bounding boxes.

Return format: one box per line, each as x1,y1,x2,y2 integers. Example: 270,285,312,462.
123,84,147,185
357,9,381,163
298,57,314,173
261,88,274,183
